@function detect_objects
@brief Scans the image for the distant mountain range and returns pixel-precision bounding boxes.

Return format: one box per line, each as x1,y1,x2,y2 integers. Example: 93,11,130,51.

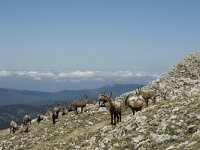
0,84,143,130
0,84,143,106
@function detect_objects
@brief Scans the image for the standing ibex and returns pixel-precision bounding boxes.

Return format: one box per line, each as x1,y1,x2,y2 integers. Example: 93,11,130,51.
108,93,122,125
98,90,110,106
53,105,63,119
20,124,29,133
61,106,69,115
136,87,158,106
125,94,145,115
23,115,31,126
37,114,44,123
67,105,75,112
71,95,89,114
10,121,20,134
47,108,57,124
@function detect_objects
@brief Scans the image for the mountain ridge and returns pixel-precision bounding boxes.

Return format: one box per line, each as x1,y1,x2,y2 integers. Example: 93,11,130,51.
0,83,143,106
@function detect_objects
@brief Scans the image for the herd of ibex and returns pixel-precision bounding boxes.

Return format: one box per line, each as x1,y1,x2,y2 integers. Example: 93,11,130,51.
9,86,158,134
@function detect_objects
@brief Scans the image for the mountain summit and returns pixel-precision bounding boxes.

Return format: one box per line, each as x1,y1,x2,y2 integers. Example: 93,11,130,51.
0,51,200,150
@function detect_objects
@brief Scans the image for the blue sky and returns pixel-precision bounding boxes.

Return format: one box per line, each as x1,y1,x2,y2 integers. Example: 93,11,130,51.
0,0,199,91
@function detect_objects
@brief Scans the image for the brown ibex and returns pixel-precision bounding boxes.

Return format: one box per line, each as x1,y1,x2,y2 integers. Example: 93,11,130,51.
108,93,122,125
136,87,157,106
47,108,57,124
53,105,63,119
23,115,31,126
10,121,20,134
125,94,145,115
37,114,44,123
71,95,89,114
67,105,75,112
61,106,69,115
98,90,110,106
20,124,29,133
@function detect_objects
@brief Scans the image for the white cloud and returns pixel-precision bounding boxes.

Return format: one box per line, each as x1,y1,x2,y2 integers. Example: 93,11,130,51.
0,70,162,80
58,71,95,78
0,70,12,77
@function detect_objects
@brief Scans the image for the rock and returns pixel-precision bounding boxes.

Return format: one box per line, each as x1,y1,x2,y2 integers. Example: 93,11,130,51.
113,143,120,148
132,135,144,143
89,136,96,145
98,107,107,112
192,130,200,138
177,141,189,149
187,125,197,134
150,132,171,143
10,136,16,140
166,145,175,150
135,115,147,126
188,141,198,147
86,121,94,126
74,145,80,149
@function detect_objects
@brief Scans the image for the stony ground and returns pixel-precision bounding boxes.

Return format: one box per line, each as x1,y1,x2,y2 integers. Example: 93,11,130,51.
0,51,200,150
0,93,199,150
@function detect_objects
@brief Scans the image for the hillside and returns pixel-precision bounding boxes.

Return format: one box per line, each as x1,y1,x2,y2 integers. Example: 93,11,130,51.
0,51,200,149
0,84,142,130
0,105,48,130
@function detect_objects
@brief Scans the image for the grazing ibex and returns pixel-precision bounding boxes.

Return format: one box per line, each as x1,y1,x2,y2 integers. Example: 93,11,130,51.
37,114,44,123
136,87,157,106
61,106,69,115
67,105,75,112
20,124,29,133
47,108,57,124
23,115,31,126
10,121,20,134
125,94,145,115
108,93,122,125
71,95,89,114
98,90,110,106
53,106,61,119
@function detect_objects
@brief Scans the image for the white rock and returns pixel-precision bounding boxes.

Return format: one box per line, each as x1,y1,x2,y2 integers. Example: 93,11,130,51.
177,141,189,149
10,136,16,140
87,121,94,125
98,107,107,112
150,132,171,143
132,135,144,143
166,145,175,150
74,145,80,149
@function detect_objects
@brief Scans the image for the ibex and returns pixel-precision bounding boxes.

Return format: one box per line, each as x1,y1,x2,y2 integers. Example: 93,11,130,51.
23,115,31,126
53,105,64,119
125,94,145,115
10,121,20,134
47,108,57,124
108,93,122,125
37,114,44,123
98,90,110,106
136,87,157,106
71,95,89,114
61,107,69,115
20,124,29,133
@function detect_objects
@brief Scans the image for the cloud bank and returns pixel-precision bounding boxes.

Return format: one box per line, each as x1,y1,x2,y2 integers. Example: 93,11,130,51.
0,70,162,81
0,69,165,91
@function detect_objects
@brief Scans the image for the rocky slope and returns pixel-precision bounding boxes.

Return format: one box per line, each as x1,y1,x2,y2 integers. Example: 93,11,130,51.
0,51,200,150
150,51,200,101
